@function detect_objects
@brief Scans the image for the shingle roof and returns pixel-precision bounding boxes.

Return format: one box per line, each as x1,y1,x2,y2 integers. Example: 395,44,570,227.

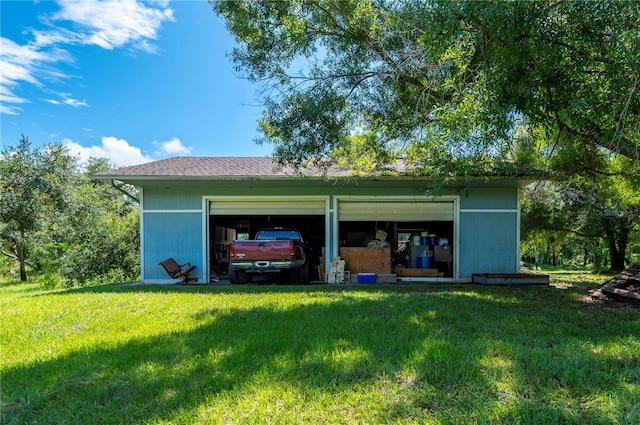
94,157,333,179
93,156,544,184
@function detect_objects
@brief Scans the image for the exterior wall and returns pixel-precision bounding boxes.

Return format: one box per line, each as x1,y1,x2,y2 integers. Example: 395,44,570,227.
458,188,520,278
143,187,203,210
138,182,522,282
142,188,204,282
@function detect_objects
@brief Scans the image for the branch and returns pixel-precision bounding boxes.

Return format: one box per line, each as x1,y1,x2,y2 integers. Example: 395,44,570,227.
1,250,19,261
558,120,640,162
313,3,439,99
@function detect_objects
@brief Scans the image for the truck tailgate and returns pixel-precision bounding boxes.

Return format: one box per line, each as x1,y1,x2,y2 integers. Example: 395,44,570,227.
232,241,292,261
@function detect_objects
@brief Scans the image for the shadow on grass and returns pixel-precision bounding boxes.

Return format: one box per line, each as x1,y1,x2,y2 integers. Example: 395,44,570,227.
4,284,639,424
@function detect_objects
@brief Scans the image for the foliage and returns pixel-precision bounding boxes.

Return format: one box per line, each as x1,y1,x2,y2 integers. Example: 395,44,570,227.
3,283,639,424
212,0,640,176
0,136,75,281
0,138,139,285
520,138,640,270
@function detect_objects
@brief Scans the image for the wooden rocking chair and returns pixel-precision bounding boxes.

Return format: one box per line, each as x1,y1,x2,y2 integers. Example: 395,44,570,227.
159,258,198,284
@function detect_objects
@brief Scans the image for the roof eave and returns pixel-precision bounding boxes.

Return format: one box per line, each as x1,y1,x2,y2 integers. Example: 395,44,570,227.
93,173,541,188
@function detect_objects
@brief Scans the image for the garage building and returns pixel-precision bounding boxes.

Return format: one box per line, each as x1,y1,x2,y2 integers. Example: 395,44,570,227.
95,157,537,284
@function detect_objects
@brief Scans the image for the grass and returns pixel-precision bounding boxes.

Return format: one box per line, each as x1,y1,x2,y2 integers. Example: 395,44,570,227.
1,274,639,424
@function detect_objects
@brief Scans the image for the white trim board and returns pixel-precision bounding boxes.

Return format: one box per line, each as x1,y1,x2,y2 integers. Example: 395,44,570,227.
460,209,518,213
143,209,203,214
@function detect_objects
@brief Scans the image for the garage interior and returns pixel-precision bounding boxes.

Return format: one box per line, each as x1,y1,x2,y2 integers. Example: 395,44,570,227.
338,220,454,277
209,218,454,283
209,214,326,282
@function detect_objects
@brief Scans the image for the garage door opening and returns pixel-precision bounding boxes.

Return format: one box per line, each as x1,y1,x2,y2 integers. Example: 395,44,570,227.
339,220,454,278
208,203,325,283
337,200,455,279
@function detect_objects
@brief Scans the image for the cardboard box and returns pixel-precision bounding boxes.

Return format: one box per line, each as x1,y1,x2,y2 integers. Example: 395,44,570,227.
339,247,392,274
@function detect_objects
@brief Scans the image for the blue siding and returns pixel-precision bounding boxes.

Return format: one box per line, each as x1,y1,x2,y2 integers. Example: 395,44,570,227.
143,188,202,210
458,211,518,277
460,188,518,210
143,212,203,281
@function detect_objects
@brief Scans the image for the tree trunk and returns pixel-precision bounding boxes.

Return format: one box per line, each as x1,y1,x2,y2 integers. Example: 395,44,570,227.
605,222,629,271
16,239,27,281
608,242,626,270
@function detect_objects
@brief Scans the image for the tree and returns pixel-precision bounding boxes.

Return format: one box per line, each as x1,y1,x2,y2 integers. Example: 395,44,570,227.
52,158,140,284
212,0,640,174
1,139,140,285
0,136,75,281
521,159,640,270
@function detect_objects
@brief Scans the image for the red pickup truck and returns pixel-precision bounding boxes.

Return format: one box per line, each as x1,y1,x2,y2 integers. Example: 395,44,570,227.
228,228,310,284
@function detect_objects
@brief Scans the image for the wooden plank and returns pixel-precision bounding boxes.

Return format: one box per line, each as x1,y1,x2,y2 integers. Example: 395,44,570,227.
393,268,439,277
603,287,640,302
339,247,392,274
472,273,550,285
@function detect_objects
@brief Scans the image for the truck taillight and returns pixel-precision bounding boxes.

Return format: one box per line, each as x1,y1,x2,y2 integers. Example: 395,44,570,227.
290,241,295,257
230,243,235,257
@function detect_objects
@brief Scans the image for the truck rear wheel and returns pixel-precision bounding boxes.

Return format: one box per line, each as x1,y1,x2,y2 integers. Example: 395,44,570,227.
298,261,310,284
288,268,300,284
228,269,240,284
228,269,250,284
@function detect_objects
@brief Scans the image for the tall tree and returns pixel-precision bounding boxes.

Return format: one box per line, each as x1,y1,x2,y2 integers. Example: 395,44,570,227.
519,129,640,271
522,178,639,270
52,158,140,284
0,136,75,281
212,0,640,174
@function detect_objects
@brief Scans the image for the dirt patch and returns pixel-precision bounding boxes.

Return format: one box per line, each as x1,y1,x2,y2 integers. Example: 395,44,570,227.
589,263,640,310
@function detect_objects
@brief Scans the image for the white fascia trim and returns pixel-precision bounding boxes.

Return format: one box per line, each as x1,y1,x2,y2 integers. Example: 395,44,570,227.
204,195,330,202
335,194,460,202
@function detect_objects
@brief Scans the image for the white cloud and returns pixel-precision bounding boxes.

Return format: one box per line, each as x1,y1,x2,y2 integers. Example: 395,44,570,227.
63,98,88,107
155,137,192,155
0,37,75,113
64,136,153,167
0,1,175,115
53,0,175,51
0,37,54,85
43,95,88,107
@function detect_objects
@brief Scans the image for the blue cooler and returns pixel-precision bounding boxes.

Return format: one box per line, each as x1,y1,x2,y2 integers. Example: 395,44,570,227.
358,273,376,284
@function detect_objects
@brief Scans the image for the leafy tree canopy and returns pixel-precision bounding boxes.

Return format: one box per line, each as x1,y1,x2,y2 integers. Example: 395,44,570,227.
0,136,75,280
212,0,640,177
518,119,640,270
1,136,140,284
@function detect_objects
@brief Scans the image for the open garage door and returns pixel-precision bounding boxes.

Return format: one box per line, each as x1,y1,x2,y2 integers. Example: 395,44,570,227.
337,200,454,221
210,199,326,215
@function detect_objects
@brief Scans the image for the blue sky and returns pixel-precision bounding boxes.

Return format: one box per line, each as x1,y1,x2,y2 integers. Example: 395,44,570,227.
1,0,272,167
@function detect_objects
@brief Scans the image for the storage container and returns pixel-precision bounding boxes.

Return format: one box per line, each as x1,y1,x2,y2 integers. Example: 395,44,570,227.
357,273,376,284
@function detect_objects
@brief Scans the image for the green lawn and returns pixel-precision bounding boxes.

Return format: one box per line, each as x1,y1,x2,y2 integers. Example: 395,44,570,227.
2,276,639,424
